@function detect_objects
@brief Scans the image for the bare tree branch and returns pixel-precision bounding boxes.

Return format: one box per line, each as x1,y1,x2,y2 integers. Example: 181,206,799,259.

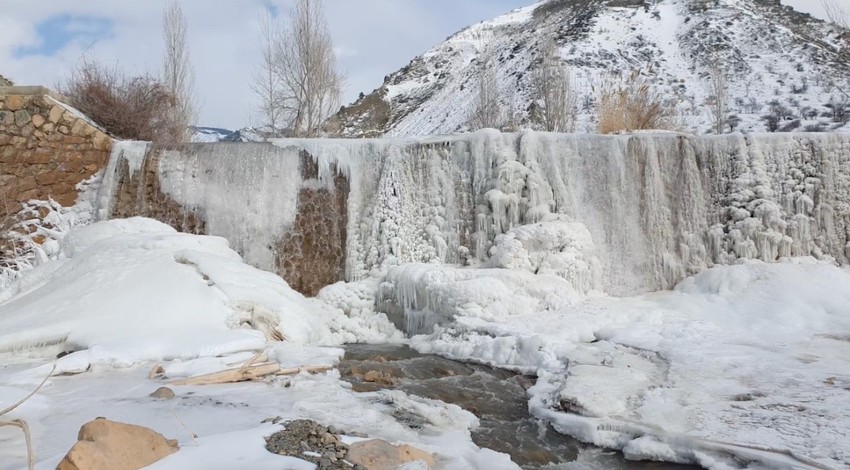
708,60,728,134
162,0,197,141
252,1,285,138
274,0,343,137
532,40,577,132
823,0,849,28
468,51,506,130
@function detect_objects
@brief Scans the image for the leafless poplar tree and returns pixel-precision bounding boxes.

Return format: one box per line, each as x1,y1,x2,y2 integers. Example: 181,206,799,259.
708,61,728,134
162,0,197,141
532,40,576,132
252,1,284,137
469,53,505,130
275,0,343,137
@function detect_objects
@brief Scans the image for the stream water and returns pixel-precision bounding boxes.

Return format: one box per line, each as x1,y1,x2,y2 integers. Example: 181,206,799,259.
340,344,699,470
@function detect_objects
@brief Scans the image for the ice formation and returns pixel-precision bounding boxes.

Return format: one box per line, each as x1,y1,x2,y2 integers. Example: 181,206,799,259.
99,131,850,296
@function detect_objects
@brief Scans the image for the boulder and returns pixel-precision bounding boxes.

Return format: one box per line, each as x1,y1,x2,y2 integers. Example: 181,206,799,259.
346,439,435,470
149,387,176,400
56,418,178,470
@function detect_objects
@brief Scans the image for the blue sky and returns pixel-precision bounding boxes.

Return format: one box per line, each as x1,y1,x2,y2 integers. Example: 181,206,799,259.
14,14,114,58
0,0,829,129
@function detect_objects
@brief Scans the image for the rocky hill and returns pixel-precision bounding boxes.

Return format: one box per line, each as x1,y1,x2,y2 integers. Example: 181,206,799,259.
327,0,850,137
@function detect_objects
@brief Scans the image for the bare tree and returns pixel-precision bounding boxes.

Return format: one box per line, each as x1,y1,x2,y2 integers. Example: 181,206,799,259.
162,0,197,141
532,40,576,132
468,52,505,130
823,0,849,28
275,0,343,137
252,1,284,137
707,61,728,134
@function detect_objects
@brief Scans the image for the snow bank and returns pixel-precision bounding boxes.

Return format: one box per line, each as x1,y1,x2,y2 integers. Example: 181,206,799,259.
0,218,395,368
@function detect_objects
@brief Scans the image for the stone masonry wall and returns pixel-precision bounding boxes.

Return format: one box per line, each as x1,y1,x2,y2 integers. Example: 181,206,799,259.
0,87,112,220
275,152,349,296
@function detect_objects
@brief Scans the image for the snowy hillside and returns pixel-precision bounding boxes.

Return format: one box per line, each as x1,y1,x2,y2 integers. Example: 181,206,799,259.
190,126,265,143
328,0,850,137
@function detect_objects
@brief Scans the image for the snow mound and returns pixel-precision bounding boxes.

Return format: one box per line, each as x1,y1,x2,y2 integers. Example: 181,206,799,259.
0,218,389,368
379,263,583,336
488,217,601,294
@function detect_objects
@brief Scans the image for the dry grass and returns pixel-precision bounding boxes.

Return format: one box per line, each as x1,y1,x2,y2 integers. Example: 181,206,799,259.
596,69,680,134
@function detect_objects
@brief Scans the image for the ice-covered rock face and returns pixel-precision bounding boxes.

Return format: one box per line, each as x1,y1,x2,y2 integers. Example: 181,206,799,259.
99,131,850,297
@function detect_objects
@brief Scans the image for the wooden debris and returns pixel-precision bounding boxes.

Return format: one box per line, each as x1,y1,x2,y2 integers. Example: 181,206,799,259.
169,363,332,386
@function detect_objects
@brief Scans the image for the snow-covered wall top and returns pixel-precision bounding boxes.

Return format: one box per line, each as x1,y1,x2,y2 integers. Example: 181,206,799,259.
100,131,850,296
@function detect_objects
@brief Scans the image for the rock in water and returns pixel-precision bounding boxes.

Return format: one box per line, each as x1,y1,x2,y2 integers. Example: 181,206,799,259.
56,418,178,470
347,439,435,470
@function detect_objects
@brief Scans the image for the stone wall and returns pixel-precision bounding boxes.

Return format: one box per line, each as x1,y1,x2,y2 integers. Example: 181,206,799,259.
0,86,112,219
275,152,349,296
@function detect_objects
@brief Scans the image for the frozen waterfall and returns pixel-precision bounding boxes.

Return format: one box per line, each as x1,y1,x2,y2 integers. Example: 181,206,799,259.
97,131,850,296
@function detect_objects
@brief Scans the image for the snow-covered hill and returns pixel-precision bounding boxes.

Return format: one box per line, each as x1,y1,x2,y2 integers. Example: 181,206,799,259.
190,126,265,143
328,0,850,137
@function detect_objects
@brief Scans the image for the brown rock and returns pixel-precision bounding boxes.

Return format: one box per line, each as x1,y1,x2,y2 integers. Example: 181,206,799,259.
43,122,55,133
346,439,435,470
54,192,78,207
36,171,61,186
92,132,110,151
56,418,178,470
20,123,34,138
14,109,31,127
49,105,64,123
71,119,87,136
149,387,176,400
32,148,53,164
2,110,13,126
16,188,41,202
6,95,25,111
32,114,45,128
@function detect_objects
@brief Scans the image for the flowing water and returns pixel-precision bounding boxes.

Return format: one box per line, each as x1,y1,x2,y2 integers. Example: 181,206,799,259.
340,344,699,470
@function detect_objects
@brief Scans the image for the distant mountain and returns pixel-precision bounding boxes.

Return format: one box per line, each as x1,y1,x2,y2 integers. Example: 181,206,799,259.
190,126,266,143
327,0,850,137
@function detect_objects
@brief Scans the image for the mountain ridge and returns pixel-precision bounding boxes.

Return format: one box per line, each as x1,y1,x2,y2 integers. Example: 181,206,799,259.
327,0,850,137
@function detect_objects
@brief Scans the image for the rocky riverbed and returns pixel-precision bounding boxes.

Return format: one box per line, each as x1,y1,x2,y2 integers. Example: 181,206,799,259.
339,344,698,470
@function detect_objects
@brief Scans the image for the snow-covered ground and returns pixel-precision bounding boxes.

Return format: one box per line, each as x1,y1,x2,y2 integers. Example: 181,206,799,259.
1,218,849,469
0,219,510,469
